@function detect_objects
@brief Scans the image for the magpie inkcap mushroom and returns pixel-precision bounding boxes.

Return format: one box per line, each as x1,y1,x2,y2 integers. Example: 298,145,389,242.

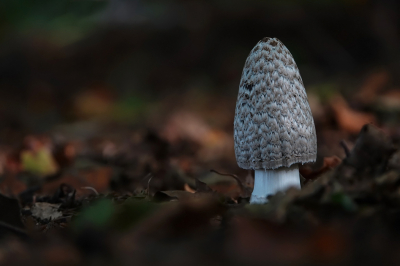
234,37,317,204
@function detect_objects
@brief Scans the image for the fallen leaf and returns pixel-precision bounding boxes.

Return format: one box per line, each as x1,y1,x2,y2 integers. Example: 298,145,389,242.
80,167,112,194
183,183,195,193
227,217,307,264
41,175,88,198
388,150,400,171
73,198,114,232
375,171,400,187
128,196,224,240
153,191,196,202
73,87,114,119
20,136,58,177
300,156,342,181
307,92,325,121
210,169,252,198
344,124,396,174
40,167,112,198
308,226,348,263
377,89,400,110
195,178,213,193
0,175,27,197
31,202,62,221
330,95,376,134
354,70,389,105
162,112,210,143
208,182,243,200
41,244,81,266
161,112,234,162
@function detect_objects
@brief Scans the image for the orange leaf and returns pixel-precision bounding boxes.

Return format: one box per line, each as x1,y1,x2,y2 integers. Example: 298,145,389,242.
300,156,342,181
354,71,389,105
330,95,376,134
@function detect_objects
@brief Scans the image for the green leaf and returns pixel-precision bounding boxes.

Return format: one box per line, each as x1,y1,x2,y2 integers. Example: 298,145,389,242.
73,198,115,232
112,199,159,230
330,193,358,212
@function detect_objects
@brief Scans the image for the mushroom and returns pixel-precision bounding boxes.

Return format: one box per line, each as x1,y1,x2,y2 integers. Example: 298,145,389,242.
234,37,317,204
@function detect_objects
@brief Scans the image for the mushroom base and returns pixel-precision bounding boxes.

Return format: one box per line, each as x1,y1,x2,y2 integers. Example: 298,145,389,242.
250,164,300,204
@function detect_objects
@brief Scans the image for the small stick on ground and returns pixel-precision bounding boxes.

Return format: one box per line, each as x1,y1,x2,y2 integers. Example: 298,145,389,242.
210,169,251,198
147,176,153,196
141,173,153,181
81,187,99,195
340,140,351,158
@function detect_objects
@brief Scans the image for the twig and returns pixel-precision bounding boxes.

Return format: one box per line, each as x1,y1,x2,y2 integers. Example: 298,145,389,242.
210,169,250,197
80,187,99,195
210,169,239,179
147,175,153,196
141,173,153,181
340,140,351,158
53,215,73,222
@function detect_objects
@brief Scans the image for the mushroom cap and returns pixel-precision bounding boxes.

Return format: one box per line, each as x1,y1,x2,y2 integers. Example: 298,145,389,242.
234,37,317,170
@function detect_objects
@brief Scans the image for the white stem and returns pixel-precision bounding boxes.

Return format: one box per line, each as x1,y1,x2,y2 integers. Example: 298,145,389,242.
250,164,300,204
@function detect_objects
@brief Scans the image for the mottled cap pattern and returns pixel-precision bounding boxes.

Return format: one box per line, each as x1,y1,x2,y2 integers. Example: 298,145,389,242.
234,37,317,170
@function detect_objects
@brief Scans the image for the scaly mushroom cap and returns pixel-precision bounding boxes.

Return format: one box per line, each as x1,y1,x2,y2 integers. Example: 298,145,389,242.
234,37,317,170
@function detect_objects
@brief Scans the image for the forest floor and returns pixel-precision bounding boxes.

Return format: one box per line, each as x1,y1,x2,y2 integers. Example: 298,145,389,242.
0,118,399,266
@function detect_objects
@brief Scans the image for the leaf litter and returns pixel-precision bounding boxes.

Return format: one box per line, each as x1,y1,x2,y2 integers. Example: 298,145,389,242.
0,122,398,265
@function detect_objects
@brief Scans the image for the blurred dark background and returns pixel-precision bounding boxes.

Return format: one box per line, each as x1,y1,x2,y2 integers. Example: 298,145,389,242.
0,0,399,175
1,2,400,265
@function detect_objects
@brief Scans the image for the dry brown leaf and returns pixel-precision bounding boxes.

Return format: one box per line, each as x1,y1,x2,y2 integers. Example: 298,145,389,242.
300,156,342,181
308,226,348,263
41,167,112,198
184,183,196,193
161,111,234,162
0,175,27,197
354,70,389,105
208,182,243,200
388,150,400,171
307,92,325,122
195,178,213,193
153,190,197,202
330,95,376,134
128,196,223,240
40,244,81,266
228,217,308,264
80,167,112,194
210,169,252,199
73,87,114,119
377,89,400,110
344,124,395,173
162,112,210,143
41,175,87,198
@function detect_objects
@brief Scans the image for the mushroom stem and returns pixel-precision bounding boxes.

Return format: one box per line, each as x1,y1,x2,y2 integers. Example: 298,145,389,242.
250,164,300,204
